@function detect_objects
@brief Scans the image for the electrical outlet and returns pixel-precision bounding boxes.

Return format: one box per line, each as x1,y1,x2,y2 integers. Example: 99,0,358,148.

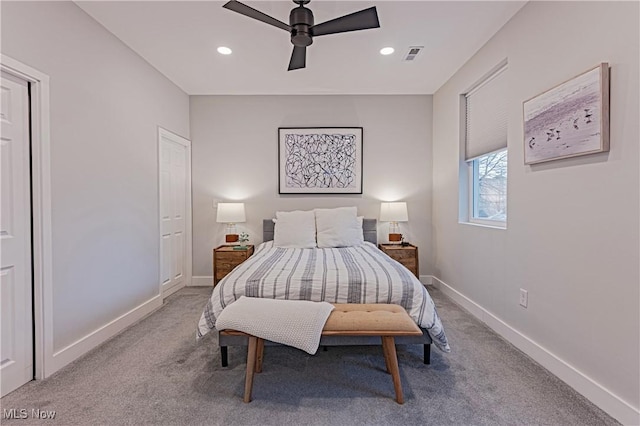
519,289,528,308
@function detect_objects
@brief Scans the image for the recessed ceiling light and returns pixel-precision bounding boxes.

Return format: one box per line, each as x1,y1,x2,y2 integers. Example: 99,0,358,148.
217,46,232,55
380,47,395,56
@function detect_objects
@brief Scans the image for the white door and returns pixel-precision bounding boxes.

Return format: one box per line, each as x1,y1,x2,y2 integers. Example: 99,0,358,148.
0,71,33,396
159,129,191,298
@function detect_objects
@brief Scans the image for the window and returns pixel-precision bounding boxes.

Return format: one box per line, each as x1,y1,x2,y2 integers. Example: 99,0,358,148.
464,64,508,226
471,149,507,221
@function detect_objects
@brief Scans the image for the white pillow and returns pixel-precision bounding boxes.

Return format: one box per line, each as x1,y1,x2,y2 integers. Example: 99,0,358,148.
315,207,364,248
357,216,364,240
274,210,316,248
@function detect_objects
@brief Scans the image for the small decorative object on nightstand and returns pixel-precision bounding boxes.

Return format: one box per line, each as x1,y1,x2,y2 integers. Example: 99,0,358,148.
379,243,419,278
235,232,249,250
213,244,254,285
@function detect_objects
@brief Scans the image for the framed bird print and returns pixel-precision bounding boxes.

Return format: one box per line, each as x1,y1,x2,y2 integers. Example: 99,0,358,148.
523,63,609,165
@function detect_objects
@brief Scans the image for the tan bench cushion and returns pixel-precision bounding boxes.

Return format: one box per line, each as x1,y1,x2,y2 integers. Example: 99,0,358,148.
323,304,422,336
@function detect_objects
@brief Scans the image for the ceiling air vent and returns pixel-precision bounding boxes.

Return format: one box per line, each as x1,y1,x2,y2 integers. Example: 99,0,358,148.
403,46,424,62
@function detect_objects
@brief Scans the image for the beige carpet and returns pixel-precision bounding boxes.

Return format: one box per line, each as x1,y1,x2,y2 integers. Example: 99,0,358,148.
0,286,618,425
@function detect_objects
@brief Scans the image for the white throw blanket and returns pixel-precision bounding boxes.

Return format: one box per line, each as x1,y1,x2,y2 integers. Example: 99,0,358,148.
215,296,335,355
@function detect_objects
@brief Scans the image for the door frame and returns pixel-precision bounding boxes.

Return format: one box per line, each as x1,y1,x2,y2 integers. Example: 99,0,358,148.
1,55,53,380
158,127,192,298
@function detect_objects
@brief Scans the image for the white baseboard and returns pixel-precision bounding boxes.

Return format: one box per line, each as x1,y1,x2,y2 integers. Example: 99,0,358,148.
49,295,162,375
162,283,183,298
432,276,640,426
190,276,213,287
419,275,433,286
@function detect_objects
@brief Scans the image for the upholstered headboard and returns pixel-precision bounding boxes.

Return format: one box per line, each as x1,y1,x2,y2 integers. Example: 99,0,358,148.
263,218,377,245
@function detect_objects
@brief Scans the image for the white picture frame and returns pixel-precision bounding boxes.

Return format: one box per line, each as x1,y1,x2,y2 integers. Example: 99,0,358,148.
523,63,610,165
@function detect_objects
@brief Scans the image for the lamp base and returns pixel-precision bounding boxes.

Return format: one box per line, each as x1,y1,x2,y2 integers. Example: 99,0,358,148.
225,234,239,243
389,233,402,243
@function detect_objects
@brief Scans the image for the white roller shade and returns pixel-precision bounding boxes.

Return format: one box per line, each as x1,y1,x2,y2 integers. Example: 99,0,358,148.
465,66,508,160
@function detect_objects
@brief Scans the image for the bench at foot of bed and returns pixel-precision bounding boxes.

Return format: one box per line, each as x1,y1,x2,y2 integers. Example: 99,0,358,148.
220,303,424,404
219,335,432,367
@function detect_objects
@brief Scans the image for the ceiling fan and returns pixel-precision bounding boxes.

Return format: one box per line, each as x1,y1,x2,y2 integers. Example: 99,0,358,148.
222,0,380,71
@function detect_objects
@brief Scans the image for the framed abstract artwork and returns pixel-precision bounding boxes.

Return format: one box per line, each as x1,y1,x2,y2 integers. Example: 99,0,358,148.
523,63,610,165
278,127,363,194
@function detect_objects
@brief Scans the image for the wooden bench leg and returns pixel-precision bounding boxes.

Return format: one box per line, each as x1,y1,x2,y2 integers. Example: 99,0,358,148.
243,336,258,403
382,336,404,404
255,338,265,373
383,343,391,374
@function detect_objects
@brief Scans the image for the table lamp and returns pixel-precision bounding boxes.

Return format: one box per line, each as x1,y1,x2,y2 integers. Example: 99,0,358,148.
380,202,408,243
216,202,246,243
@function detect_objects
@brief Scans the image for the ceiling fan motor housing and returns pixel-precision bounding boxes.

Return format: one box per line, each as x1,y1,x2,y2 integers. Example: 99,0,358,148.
290,6,314,46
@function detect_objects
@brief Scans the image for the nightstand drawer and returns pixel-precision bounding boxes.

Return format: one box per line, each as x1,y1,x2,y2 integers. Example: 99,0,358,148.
397,258,416,269
216,252,244,262
213,245,254,285
216,262,237,274
215,267,234,282
378,244,419,278
390,250,416,261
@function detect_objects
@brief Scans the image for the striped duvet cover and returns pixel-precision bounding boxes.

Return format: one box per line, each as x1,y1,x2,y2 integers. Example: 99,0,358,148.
197,241,450,352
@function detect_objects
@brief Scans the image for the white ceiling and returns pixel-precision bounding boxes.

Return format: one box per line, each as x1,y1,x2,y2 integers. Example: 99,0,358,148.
76,1,526,95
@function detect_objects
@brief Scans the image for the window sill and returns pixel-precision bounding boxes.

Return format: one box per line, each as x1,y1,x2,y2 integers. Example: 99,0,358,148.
459,220,507,230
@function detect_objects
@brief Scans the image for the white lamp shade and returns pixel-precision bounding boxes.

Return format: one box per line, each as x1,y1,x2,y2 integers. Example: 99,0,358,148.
216,203,246,223
380,202,408,222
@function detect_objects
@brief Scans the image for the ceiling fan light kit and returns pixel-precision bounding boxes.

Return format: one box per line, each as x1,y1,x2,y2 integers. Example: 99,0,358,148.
222,0,380,71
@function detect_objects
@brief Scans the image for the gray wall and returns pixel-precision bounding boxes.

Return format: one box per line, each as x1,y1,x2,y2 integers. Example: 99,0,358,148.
432,0,639,418
1,2,190,352
190,95,433,279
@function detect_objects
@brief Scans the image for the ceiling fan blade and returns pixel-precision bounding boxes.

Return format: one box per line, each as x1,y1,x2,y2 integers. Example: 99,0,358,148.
222,1,291,32
311,6,380,37
288,45,306,71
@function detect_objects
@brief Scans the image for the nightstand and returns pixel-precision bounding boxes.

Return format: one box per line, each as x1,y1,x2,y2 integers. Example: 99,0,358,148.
213,245,254,285
378,244,419,278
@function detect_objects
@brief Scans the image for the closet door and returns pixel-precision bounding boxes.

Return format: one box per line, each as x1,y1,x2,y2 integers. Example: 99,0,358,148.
159,128,191,297
0,71,33,396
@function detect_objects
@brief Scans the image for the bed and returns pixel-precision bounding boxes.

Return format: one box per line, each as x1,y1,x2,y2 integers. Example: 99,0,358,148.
197,217,450,366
